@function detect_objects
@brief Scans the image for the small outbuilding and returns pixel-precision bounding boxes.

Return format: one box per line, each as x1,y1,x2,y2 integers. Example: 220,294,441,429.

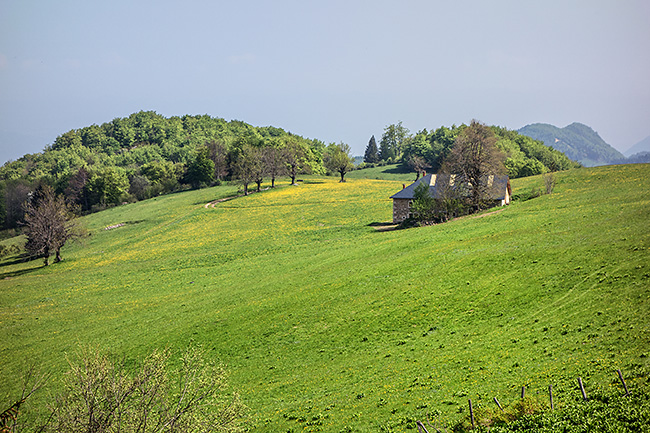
390,173,511,223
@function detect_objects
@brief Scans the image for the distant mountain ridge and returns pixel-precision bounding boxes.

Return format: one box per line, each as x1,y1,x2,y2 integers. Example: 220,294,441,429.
518,122,624,167
624,135,650,157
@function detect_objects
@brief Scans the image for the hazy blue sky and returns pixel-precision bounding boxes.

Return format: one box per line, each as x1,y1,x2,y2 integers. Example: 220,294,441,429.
1,0,649,164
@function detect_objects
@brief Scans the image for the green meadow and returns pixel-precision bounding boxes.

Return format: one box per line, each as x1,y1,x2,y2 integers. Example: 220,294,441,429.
1,164,649,431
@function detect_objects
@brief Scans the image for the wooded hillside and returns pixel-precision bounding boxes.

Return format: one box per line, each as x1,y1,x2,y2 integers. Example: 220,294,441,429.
0,113,579,230
0,111,326,228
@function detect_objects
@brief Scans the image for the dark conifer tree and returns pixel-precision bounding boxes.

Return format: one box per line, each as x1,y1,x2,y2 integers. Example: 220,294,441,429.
363,135,379,163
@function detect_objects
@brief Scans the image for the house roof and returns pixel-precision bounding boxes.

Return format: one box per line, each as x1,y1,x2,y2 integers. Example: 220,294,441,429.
390,173,509,200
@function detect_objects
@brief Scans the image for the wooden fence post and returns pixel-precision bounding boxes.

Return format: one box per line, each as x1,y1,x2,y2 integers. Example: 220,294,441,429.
468,399,475,428
521,386,526,399
493,397,504,412
617,369,630,396
549,385,554,410
578,377,587,401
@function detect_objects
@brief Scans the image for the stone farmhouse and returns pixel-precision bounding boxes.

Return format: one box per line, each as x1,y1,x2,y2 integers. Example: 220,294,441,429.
390,173,511,223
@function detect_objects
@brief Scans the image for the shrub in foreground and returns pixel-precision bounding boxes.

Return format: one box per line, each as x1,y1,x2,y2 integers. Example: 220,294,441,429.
2,346,247,433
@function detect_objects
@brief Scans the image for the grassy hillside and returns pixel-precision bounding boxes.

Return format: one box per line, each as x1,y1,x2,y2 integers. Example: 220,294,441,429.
1,165,649,431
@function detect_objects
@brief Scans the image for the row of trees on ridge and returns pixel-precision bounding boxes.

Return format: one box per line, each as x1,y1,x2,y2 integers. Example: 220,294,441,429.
363,121,579,179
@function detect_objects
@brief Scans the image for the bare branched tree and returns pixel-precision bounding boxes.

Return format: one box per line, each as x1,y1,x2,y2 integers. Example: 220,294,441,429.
0,365,49,433
544,172,556,194
284,140,310,185
23,185,81,266
406,155,431,180
441,120,505,210
206,140,229,182
263,147,287,188
233,145,257,195
251,147,266,193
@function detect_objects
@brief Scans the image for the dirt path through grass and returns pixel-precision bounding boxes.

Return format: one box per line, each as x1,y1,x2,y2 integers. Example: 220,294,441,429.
203,195,237,208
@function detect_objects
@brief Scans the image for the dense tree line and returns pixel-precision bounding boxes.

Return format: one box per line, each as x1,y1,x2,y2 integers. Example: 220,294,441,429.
0,111,326,229
363,122,580,178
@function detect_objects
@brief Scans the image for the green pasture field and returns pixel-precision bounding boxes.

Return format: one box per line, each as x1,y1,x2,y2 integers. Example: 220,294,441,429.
1,165,649,431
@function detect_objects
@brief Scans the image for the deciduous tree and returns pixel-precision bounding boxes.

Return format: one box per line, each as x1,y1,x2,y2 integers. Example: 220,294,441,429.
233,145,257,195
441,120,506,210
23,185,79,265
324,142,354,182
184,146,215,189
428,126,459,171
251,147,266,192
379,122,410,162
64,167,90,211
128,174,151,201
409,182,436,223
409,176,465,225
206,140,229,182
84,167,129,207
406,155,431,180
2,179,31,229
284,139,309,185
263,146,286,188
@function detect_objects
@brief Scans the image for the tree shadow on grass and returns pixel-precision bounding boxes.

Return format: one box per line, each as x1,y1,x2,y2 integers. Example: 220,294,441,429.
0,267,41,279
381,166,412,174
0,256,42,279
367,221,399,232
367,221,394,227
